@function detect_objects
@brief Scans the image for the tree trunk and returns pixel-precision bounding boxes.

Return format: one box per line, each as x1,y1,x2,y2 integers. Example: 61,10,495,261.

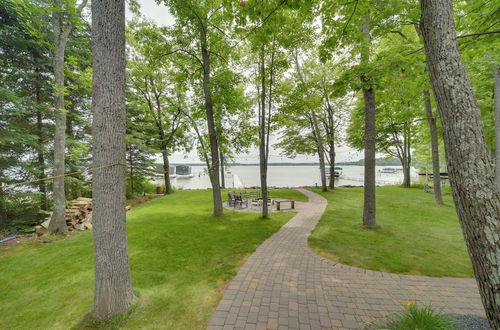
401,125,411,188
326,99,336,190
200,28,223,216
495,68,500,190
91,0,135,320
161,144,173,194
312,114,327,192
420,1,500,327
424,89,443,203
361,16,376,227
48,18,70,234
36,99,48,211
0,172,6,226
128,146,134,195
220,151,225,189
328,142,336,189
259,46,269,219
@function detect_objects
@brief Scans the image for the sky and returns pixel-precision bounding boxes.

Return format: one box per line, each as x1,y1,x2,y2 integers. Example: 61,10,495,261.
127,0,364,164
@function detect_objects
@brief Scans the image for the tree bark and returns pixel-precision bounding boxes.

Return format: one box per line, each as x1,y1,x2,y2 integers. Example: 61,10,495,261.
128,146,134,195
328,142,336,189
312,113,327,192
220,151,225,189
35,84,48,211
161,143,173,194
325,98,336,190
0,172,6,226
420,1,500,327
200,26,223,216
423,89,443,203
48,7,71,234
361,16,376,227
91,0,135,320
259,46,269,219
495,68,500,190
401,124,411,188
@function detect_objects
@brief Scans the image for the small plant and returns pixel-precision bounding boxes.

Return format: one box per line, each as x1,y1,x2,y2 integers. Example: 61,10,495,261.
377,302,458,330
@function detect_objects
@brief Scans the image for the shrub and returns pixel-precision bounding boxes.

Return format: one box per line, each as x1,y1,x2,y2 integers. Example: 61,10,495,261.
377,302,457,330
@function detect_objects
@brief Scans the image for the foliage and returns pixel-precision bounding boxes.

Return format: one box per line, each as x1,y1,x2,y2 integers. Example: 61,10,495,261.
377,303,457,330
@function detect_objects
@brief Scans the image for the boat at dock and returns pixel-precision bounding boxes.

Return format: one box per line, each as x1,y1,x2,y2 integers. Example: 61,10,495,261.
325,167,343,178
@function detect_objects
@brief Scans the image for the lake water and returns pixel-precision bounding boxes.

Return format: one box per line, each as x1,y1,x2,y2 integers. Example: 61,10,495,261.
153,165,426,190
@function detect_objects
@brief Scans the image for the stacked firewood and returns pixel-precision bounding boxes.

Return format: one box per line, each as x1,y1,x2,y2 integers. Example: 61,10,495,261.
35,198,132,236
36,197,93,236
65,197,93,231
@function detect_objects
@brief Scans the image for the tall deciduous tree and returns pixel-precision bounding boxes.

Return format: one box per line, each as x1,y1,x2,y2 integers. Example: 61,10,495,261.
162,0,235,216
423,89,443,203
48,0,88,234
91,0,134,319
127,21,190,195
420,0,500,327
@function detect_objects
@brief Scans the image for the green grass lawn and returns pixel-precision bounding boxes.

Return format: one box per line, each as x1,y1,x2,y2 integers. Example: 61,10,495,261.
0,189,304,329
308,186,473,277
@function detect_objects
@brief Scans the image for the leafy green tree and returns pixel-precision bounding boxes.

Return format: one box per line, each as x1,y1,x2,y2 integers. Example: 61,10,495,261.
238,0,313,217
127,20,190,194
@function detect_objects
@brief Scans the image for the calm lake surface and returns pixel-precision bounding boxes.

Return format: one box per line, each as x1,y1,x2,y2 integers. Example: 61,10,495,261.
153,165,425,190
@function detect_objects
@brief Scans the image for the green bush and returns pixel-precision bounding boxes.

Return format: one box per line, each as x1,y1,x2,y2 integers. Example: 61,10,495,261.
1,192,47,232
378,303,457,330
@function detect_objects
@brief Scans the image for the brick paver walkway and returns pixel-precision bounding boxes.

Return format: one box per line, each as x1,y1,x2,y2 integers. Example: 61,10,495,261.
208,189,485,330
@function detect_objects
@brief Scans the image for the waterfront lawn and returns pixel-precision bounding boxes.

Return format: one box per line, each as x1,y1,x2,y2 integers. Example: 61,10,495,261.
0,189,301,330
309,186,473,277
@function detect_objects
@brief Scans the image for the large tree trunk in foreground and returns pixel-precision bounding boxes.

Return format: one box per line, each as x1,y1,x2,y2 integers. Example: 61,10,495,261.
495,68,500,190
423,89,443,203
360,16,376,227
92,0,135,320
200,29,223,216
421,1,500,327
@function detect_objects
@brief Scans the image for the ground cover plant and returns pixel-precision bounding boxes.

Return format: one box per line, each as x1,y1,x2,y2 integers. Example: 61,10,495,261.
309,186,473,277
0,189,302,329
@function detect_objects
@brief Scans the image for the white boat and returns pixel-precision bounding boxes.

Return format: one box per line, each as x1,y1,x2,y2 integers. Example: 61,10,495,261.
325,167,343,178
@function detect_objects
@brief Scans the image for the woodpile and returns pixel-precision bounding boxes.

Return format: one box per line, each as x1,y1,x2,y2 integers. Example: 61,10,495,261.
36,197,93,236
35,197,132,236
65,197,93,231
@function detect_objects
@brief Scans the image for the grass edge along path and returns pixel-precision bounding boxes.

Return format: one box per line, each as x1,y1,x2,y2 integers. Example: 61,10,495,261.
0,189,304,330
308,186,473,278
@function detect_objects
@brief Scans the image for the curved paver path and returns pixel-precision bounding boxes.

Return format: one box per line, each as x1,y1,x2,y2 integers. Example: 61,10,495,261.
208,189,485,330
